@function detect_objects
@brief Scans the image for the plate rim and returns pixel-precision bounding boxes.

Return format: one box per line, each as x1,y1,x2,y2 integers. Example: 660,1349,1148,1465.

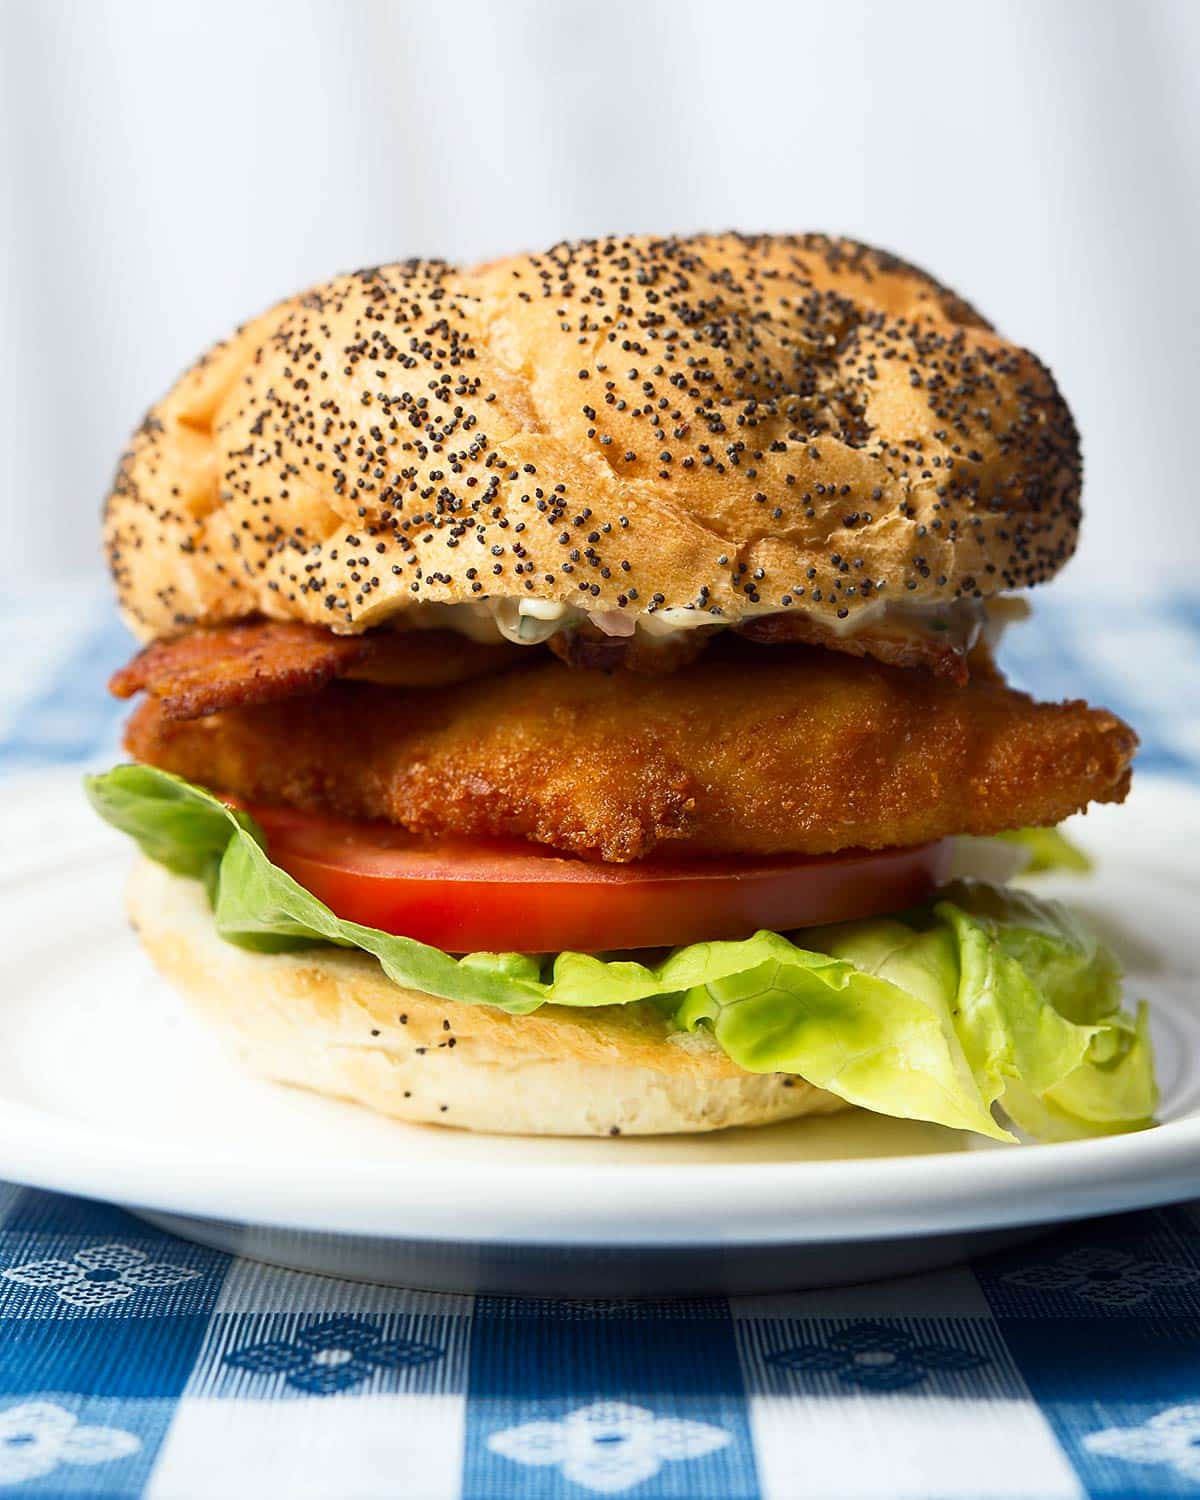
0,1089,1198,1246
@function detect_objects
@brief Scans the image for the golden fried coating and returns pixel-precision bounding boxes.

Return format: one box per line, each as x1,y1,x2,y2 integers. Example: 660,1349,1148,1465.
124,646,1136,862
110,621,523,720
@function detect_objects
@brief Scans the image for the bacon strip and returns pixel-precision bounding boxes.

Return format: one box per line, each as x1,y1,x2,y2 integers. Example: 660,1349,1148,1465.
110,602,981,723
548,625,712,675
737,611,975,684
550,608,978,681
109,621,523,720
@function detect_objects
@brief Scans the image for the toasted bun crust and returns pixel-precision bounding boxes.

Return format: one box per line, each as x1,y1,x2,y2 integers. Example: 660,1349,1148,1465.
127,859,847,1136
107,233,1080,642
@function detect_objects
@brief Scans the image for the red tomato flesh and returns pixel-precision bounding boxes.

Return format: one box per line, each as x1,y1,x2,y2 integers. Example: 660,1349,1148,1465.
240,802,951,954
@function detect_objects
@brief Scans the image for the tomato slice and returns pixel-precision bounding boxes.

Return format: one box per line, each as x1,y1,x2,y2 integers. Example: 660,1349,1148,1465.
240,802,952,954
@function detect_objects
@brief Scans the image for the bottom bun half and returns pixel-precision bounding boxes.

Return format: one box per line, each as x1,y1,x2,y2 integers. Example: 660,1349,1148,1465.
127,858,850,1137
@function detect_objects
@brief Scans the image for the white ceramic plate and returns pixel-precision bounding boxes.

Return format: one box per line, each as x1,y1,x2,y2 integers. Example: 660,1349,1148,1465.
1,769,1199,1295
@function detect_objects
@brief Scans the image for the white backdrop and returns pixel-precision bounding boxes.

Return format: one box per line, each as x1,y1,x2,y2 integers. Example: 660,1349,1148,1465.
2,0,1197,591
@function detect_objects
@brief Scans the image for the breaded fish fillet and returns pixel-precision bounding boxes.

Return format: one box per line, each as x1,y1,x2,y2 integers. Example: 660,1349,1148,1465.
123,646,1136,862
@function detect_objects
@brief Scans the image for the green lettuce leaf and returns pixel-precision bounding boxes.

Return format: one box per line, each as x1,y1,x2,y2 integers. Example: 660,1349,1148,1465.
996,825,1093,874
85,765,1157,1142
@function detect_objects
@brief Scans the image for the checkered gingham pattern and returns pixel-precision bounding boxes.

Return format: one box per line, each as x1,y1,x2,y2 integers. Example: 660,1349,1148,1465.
1,582,1199,1500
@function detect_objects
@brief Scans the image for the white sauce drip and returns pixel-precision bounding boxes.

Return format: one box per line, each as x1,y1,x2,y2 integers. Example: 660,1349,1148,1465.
389,594,1004,651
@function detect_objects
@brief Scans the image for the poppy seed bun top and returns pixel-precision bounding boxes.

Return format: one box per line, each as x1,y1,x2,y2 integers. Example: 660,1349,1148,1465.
106,232,1081,643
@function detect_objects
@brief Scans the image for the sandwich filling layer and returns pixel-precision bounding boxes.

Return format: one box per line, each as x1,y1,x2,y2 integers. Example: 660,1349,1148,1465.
88,764,1156,1143
117,636,1135,863
91,619,1150,1143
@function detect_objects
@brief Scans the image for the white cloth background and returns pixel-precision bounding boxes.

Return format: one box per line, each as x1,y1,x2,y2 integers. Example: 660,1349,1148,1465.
2,0,1197,592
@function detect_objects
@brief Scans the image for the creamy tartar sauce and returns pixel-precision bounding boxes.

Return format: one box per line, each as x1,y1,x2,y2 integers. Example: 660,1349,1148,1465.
385,593,1014,653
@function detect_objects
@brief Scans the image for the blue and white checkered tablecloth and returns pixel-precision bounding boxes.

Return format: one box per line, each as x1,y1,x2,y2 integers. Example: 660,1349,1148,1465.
2,582,1200,1500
